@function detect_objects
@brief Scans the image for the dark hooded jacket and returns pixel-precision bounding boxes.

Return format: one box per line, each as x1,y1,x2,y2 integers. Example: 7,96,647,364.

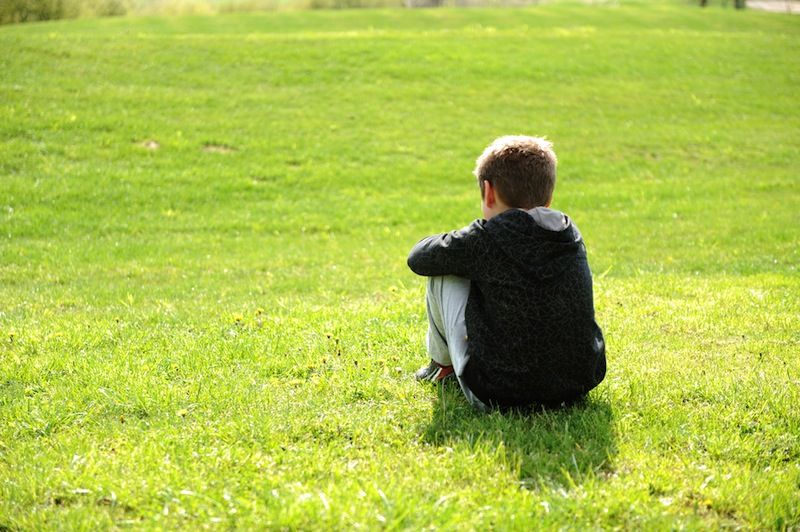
407,207,606,408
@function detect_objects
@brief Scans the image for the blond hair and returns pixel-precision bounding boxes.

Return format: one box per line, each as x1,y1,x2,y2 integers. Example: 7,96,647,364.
473,136,557,209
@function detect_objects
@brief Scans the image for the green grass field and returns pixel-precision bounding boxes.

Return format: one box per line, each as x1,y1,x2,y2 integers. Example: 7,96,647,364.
2,3,799,528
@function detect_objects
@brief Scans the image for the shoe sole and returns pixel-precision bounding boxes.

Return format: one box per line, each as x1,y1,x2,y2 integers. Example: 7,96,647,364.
417,365,455,382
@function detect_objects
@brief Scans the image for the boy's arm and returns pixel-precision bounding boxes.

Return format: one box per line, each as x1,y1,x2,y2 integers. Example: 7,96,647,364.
407,220,485,277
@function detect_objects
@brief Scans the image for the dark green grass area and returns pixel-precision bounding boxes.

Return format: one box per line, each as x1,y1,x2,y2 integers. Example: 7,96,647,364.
1,3,799,528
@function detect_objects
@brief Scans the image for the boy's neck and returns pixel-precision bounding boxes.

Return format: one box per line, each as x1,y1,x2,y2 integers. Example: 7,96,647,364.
483,204,513,220
483,203,554,221
480,180,552,220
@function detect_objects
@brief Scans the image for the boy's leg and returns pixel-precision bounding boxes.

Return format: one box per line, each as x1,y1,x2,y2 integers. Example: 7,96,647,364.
424,276,489,412
424,276,469,368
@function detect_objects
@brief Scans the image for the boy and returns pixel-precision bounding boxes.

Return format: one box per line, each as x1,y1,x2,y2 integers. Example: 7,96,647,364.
407,136,606,411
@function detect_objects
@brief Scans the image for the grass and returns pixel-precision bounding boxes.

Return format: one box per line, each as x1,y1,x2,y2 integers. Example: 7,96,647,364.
1,2,799,528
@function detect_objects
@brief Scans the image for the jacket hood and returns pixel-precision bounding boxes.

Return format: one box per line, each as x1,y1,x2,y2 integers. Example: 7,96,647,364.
485,207,584,280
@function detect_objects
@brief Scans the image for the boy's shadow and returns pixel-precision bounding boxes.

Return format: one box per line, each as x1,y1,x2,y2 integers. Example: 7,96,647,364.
422,382,617,489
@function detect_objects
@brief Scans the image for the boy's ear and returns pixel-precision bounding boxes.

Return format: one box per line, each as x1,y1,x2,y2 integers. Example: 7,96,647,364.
484,180,496,207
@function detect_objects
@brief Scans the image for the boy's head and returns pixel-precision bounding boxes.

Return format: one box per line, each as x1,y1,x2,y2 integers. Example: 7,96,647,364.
473,136,557,211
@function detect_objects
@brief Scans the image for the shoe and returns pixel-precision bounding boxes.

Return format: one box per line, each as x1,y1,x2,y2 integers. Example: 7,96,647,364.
414,360,455,382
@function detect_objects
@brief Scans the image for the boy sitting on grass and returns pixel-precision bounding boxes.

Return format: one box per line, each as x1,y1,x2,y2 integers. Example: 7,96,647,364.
407,136,606,411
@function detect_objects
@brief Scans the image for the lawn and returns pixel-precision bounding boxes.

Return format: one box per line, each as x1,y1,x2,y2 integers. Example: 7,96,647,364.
1,3,799,528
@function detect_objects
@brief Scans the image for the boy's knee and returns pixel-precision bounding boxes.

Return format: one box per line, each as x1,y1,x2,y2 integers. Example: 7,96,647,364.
434,275,470,294
426,276,470,311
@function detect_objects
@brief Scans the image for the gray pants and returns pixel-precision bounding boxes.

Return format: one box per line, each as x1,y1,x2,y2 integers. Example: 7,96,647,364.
426,276,489,412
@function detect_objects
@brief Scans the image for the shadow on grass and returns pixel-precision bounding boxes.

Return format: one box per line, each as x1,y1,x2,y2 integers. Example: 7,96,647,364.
422,381,617,488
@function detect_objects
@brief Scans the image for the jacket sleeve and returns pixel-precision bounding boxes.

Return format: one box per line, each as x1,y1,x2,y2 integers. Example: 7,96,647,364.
407,220,485,277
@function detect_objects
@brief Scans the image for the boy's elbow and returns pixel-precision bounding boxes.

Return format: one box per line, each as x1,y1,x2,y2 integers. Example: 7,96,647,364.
407,242,438,276
407,252,426,275
407,238,426,274
408,235,452,276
